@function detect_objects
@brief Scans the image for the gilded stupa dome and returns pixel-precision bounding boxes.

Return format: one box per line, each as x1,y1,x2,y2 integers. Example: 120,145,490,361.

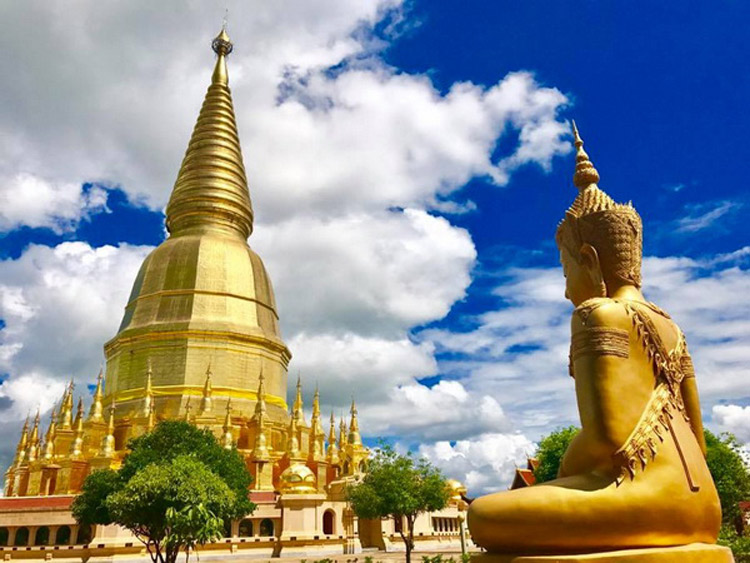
279,463,317,495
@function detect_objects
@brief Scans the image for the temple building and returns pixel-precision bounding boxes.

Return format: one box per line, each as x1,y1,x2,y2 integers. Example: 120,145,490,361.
0,28,468,559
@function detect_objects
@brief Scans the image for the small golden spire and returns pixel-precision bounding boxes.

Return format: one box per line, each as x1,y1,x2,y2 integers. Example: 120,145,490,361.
69,399,85,459
309,384,324,461
13,414,30,466
200,364,213,415
327,411,339,464
293,373,307,427
222,400,234,450
571,121,601,191
287,411,301,460
88,369,105,423
252,371,270,460
141,364,153,418
184,398,193,422
99,403,116,458
338,416,348,449
166,26,253,239
60,381,74,429
348,398,362,446
42,407,57,461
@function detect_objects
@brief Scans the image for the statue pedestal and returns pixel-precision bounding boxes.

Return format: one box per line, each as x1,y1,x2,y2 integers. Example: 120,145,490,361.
473,543,734,562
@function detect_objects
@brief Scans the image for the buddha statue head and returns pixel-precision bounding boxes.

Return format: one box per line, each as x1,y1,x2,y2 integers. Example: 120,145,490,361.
556,123,643,306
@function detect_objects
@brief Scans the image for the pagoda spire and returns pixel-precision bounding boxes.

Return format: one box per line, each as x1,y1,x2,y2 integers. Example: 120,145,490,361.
293,373,307,427
338,416,348,449
309,384,324,460
348,398,362,446
165,27,254,239
326,411,339,464
26,409,41,463
222,400,234,450
252,371,270,460
98,403,116,458
199,364,213,415
141,362,153,418
88,369,105,423
69,399,85,459
42,407,57,461
287,411,301,460
14,414,30,467
60,380,74,429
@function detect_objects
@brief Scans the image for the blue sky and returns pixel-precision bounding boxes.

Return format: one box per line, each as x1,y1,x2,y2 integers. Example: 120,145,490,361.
0,1,748,494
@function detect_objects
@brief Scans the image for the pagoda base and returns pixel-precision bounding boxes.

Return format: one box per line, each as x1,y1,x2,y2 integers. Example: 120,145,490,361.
472,543,734,562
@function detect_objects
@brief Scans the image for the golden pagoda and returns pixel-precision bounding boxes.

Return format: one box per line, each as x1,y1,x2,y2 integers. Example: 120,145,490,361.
0,27,468,558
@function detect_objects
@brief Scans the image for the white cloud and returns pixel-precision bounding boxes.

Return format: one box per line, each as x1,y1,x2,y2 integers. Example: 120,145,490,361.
0,174,109,233
0,242,153,384
418,433,536,495
365,380,511,441
675,200,742,234
712,404,750,445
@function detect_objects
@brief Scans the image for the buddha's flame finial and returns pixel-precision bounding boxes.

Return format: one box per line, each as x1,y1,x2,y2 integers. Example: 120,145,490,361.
571,121,600,191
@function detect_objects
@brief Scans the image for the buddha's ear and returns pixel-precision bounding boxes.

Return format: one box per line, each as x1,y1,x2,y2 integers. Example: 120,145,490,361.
579,243,606,295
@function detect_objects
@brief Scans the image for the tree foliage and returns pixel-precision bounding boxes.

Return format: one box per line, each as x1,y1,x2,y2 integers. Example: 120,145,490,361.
533,425,578,483
347,443,450,563
704,429,750,525
72,421,255,563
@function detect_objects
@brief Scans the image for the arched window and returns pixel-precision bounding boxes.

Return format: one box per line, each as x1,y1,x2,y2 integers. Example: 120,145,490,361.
34,527,49,546
259,518,274,538
0,528,8,546
14,527,29,546
358,460,367,473
323,510,335,535
55,526,71,546
76,524,93,545
238,520,253,537
343,461,350,474
394,516,403,534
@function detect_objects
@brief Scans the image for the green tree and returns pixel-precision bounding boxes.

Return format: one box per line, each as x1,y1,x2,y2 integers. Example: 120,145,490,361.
704,430,750,525
533,425,578,483
72,421,255,563
347,443,450,563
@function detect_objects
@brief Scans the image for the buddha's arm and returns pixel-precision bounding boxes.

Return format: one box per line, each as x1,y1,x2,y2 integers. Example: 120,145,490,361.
680,350,707,456
568,303,653,474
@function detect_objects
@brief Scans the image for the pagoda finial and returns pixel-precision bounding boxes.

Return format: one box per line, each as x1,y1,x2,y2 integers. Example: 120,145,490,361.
42,406,57,461
98,403,116,459
571,120,600,191
309,385,324,461
222,400,234,450
287,412,301,460
60,380,74,429
252,373,270,460
184,398,192,422
142,365,153,418
26,410,41,463
69,400,85,459
348,397,362,446
88,368,105,423
293,372,307,427
13,414,30,467
327,410,339,464
339,415,348,449
165,26,253,239
200,364,213,415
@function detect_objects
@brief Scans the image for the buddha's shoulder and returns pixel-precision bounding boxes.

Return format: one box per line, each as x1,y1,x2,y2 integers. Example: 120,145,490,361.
572,297,631,331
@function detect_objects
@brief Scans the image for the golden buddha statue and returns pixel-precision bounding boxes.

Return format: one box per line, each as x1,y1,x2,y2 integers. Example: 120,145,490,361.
467,124,731,562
